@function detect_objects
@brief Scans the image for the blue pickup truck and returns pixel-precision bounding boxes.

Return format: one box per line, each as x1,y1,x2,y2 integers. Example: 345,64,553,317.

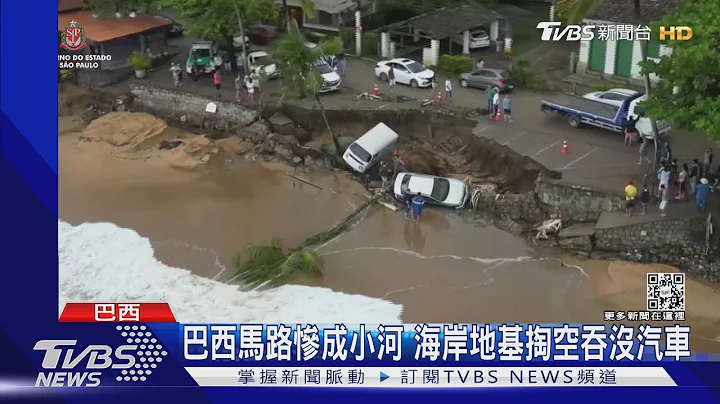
540,93,671,139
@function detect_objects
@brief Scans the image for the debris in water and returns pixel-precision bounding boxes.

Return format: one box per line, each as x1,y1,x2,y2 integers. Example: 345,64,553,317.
159,140,183,150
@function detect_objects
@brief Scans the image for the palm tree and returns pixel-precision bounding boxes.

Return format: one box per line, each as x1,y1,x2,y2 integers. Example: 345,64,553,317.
230,238,322,287
273,0,344,156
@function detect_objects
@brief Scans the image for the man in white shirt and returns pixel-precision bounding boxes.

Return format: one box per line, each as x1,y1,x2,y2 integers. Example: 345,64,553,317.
444,78,452,102
492,89,500,117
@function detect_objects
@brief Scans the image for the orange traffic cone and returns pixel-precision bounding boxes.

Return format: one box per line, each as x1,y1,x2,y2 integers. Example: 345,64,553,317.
561,140,569,154
494,110,503,121
372,84,381,96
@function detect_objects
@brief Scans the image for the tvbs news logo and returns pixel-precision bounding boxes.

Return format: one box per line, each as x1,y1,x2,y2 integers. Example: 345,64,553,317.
34,325,167,387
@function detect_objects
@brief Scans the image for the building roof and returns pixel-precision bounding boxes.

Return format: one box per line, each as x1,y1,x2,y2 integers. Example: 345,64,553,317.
282,0,356,14
387,4,503,40
585,0,680,24
58,11,173,42
59,0,84,12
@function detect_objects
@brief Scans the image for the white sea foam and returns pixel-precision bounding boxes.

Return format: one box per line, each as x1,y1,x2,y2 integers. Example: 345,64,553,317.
58,220,403,323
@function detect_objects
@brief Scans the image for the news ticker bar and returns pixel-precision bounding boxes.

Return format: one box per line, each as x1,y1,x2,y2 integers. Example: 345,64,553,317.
184,366,676,387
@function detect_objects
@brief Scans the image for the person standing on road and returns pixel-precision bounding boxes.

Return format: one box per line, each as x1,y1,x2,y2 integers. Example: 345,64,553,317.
476,58,484,70
492,89,500,118
444,77,453,102
624,180,637,216
387,65,395,92
170,63,181,87
676,162,688,200
640,184,650,215
411,192,425,223
485,86,494,116
703,148,714,176
659,183,669,218
622,115,639,146
695,178,710,213
502,94,512,122
234,73,243,102
245,75,255,102
657,165,671,194
429,73,438,97
336,56,347,78
690,158,701,195
212,70,222,98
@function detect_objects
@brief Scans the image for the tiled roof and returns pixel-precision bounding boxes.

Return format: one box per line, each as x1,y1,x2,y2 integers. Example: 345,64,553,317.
59,0,84,12
585,0,680,24
387,4,503,40
58,11,173,43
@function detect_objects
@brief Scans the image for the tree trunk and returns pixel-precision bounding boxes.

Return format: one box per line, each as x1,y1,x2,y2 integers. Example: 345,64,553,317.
634,0,660,179
281,0,289,32
315,94,342,157
234,4,249,75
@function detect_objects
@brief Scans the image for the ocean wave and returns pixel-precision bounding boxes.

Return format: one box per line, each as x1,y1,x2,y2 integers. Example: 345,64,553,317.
58,221,403,323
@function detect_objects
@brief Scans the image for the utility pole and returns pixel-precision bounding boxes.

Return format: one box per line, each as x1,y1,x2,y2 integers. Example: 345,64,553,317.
234,3,248,74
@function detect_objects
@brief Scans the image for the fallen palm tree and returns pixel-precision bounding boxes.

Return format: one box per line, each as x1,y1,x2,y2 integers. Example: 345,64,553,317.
230,193,382,287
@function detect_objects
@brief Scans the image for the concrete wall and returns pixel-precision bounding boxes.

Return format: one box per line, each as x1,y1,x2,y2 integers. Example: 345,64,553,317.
535,178,624,222
129,84,258,132
594,216,708,256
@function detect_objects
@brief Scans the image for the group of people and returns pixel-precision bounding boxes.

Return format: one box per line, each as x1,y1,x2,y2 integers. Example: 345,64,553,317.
234,70,261,102
624,147,716,217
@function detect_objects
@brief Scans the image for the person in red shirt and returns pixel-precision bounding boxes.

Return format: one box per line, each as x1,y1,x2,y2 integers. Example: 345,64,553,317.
212,70,221,97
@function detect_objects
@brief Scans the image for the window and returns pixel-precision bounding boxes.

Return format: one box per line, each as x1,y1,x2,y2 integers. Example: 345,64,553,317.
431,178,450,201
401,175,411,193
601,92,628,101
318,11,333,26
405,62,426,73
315,63,334,74
479,70,495,77
348,143,372,163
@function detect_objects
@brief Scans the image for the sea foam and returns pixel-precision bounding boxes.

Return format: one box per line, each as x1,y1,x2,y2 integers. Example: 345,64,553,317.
59,220,403,323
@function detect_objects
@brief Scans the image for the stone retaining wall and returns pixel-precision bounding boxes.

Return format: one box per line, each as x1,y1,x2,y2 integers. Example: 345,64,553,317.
536,178,624,222
594,216,708,256
129,84,258,132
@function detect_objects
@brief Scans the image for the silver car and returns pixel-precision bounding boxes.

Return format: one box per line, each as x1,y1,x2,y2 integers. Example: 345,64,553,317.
459,68,513,92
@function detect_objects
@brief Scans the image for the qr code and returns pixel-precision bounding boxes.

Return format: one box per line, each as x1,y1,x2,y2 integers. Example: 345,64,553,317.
646,273,685,311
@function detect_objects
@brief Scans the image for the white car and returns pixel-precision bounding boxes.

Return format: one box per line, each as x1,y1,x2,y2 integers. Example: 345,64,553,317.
375,58,435,88
583,88,642,107
244,50,279,79
452,29,491,49
315,61,341,93
393,172,468,208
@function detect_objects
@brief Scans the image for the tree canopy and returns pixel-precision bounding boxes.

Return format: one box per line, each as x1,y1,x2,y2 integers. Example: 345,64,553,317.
274,26,341,98
641,0,720,143
156,0,276,41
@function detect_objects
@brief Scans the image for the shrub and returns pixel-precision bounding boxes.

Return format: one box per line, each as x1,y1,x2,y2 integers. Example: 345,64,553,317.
362,32,380,57
127,51,148,70
439,54,473,75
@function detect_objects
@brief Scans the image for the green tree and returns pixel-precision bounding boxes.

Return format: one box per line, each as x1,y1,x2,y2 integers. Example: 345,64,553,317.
273,3,343,156
641,1,720,143
230,238,322,287
556,0,595,24
157,0,275,40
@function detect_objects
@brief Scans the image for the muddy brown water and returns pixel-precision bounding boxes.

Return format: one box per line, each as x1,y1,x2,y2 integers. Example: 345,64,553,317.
58,120,720,352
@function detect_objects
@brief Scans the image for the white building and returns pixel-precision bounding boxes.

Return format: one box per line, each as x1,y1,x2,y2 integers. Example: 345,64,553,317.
575,0,679,84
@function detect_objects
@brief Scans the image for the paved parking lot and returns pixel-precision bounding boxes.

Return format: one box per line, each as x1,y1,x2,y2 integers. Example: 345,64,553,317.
471,113,649,193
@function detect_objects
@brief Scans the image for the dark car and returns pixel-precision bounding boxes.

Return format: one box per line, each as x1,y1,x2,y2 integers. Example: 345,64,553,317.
166,18,184,37
459,68,513,93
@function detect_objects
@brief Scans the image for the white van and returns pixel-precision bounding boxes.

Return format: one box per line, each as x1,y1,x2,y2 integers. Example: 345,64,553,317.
343,123,399,173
